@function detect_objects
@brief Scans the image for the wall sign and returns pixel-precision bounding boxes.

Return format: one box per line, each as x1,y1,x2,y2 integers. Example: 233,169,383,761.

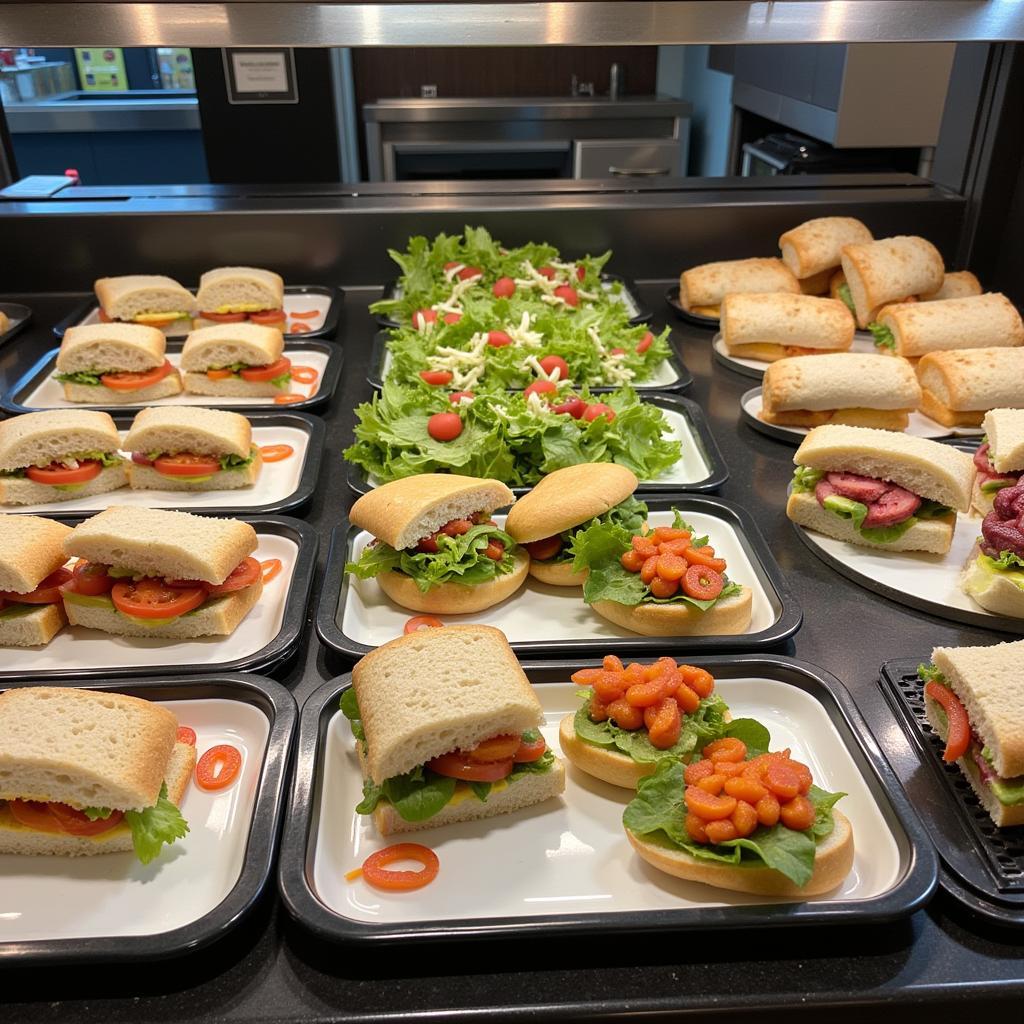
74,47,128,92
223,48,298,104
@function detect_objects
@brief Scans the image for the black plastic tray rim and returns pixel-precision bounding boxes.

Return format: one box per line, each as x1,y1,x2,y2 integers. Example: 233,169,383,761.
665,285,719,330
0,514,319,682
51,284,344,342
0,672,297,966
344,392,728,498
315,494,803,659
0,302,33,348
277,653,938,945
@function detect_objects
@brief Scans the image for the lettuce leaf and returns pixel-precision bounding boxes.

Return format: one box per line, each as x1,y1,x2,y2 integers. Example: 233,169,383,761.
983,549,1024,572
791,466,824,494
339,687,365,741
837,282,856,315
868,322,896,351
123,783,189,865
220,447,258,472
917,662,946,684
53,370,108,386
544,495,649,564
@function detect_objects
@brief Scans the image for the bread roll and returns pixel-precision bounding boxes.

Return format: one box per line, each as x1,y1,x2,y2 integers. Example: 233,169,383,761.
982,409,1024,473
917,348,1024,425
921,271,983,302
779,217,873,279
840,236,945,327
879,293,1024,358
0,515,73,593
679,258,799,314
721,293,854,356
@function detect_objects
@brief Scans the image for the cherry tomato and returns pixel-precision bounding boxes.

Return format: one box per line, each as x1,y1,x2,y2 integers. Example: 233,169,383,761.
153,453,221,477
177,726,197,746
610,347,626,356
444,261,461,272
582,403,615,423
428,752,513,782
538,266,556,280
441,519,473,537
514,733,548,762
111,578,206,619
637,331,654,354
427,412,463,442
404,615,444,634
62,561,113,597
924,681,971,762
576,265,586,282
492,276,516,298
538,355,570,381
487,330,513,347
449,390,474,404
240,356,291,383
550,396,587,419
413,309,437,330
483,540,505,560
206,557,262,596
47,803,124,836
458,265,482,281
361,843,439,891
682,564,724,601
553,285,579,307
0,567,72,605
443,312,462,325
416,535,439,553
524,380,557,399
196,744,243,791
419,369,454,386
525,536,562,561
101,360,173,392
26,460,101,486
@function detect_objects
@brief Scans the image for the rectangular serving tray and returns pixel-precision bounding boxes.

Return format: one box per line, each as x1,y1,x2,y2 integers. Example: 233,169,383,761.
278,654,937,945
0,302,32,348
345,393,727,498
316,496,802,659
0,673,296,965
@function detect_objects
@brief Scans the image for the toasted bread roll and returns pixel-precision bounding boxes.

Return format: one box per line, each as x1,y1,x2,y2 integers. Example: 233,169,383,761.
878,293,1024,359
721,293,854,359
679,258,799,313
840,236,944,327
917,348,1024,426
921,270,983,302
779,216,873,279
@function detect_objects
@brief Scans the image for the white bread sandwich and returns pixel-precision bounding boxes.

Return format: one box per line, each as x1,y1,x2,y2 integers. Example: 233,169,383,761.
778,216,873,280
623,727,853,896
917,347,1024,427
919,642,1024,827
503,463,644,586
787,424,974,555
0,686,193,860
94,275,196,336
679,257,799,318
759,352,922,431
961,472,1024,618
872,293,1024,360
61,506,263,639
181,322,290,398
969,409,1024,515
344,625,564,835
839,235,944,328
0,410,126,505
922,270,983,302
54,323,182,404
720,292,855,364
345,474,527,614
193,266,286,332
0,515,73,647
124,407,261,492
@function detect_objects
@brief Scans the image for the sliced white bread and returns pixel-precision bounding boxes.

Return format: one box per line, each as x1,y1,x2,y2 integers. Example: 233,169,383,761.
181,373,283,399
590,587,752,638
124,406,252,459
878,293,1024,359
0,603,67,647
921,270,983,302
180,322,284,371
778,216,873,279
196,266,283,312
961,543,1024,620
62,373,183,405
126,452,260,492
839,235,944,327
0,463,128,506
0,410,121,471
0,514,73,592
983,409,1024,474
57,323,166,374
679,258,799,313
94,275,196,321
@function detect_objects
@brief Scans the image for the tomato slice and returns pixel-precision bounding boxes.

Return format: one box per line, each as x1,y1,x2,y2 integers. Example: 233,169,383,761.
47,803,124,836
26,460,102,486
514,733,548,762
111,578,206,619
101,360,173,392
274,394,304,405
249,309,286,326
404,615,443,634
466,734,521,763
288,323,312,334
199,310,247,323
63,561,113,597
259,444,294,462
0,567,72,605
206,557,262,596
925,681,971,762
153,453,221,477
240,356,291,382
361,843,439,891
195,744,242,791
98,308,114,323
428,752,514,782
7,800,63,833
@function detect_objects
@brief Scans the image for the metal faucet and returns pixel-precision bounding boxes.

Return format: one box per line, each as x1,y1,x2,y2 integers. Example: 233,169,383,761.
570,74,595,97
609,63,623,100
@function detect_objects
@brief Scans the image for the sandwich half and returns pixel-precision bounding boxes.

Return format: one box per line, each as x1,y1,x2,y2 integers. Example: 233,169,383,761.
503,463,644,586
124,406,261,492
180,323,291,398
787,424,974,554
345,474,528,614
970,408,1024,515
0,686,193,859
917,347,1024,427
54,323,182,404
920,642,1024,827
720,292,854,363
61,506,263,639
961,476,1024,618
344,624,565,835
194,266,286,333
94,275,197,336
778,215,873,280
0,515,73,647
0,409,127,505
678,257,799,317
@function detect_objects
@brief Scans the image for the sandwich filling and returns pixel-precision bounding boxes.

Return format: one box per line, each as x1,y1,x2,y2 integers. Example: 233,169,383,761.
973,482,1024,589
98,309,189,329
0,450,122,490
974,441,1020,495
55,360,175,393
0,565,71,620
200,357,292,390
199,307,286,328
341,690,556,824
345,510,520,593
524,495,646,567
919,663,1024,807
131,445,258,483
792,466,953,541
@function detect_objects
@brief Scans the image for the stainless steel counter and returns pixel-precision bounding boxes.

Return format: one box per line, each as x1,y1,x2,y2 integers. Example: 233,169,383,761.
363,95,693,122
5,93,199,134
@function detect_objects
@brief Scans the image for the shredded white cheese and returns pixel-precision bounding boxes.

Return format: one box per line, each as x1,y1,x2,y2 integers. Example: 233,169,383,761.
587,324,635,384
505,311,543,348
425,332,490,389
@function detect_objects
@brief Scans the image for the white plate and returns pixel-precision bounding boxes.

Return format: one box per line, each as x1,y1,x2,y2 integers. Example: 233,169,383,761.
20,348,328,411
342,510,779,648
312,677,903,923
712,331,878,378
0,696,269,943
5,425,309,515
0,532,297,673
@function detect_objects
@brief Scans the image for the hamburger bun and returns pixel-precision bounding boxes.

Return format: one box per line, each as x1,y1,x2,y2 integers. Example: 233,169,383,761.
590,587,752,637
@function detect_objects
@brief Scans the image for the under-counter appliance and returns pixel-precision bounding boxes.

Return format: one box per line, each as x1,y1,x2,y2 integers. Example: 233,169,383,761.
741,132,904,176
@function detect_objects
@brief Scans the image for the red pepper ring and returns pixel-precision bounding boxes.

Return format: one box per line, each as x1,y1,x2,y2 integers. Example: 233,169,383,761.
260,558,283,584
290,365,320,385
360,843,440,891
195,744,243,791
289,309,321,319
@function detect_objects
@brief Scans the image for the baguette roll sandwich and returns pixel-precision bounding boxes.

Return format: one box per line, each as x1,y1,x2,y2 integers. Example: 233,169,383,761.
778,216,873,279
872,293,1024,360
829,269,860,319
759,352,921,430
839,235,944,328
345,474,528,614
787,424,974,554
0,686,193,860
961,475,1024,617
194,266,286,333
623,724,853,896
798,269,833,296
55,323,182,404
181,323,290,398
917,347,1024,427
0,515,73,647
921,270,983,302
0,410,126,505
124,406,261,492
61,506,263,639
970,409,1024,514
679,257,799,317
94,275,196,336
720,293,855,364
570,510,751,637
561,656,731,789
504,463,644,586
918,643,1024,827
344,625,565,835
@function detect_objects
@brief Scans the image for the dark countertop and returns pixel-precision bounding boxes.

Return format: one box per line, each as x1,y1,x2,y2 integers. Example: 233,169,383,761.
2,285,1023,1022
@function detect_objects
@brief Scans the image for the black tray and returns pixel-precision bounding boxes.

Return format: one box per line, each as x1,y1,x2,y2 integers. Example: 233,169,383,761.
316,495,802,659
879,659,1024,927
8,411,325,519
0,672,296,965
345,392,727,498
278,654,937,945
0,514,318,682
365,329,693,395
0,302,33,347
52,285,343,342
665,285,719,330
373,273,652,329
1,338,343,416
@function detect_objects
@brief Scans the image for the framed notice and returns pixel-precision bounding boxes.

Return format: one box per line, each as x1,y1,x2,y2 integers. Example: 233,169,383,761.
223,48,299,104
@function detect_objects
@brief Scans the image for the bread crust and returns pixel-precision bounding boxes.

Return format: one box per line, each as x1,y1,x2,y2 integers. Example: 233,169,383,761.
529,558,588,587
679,258,799,311
917,347,1024,415
778,217,873,279
180,322,284,371
880,293,1024,359
558,713,658,788
0,464,128,507
57,323,167,374
982,409,1024,474
721,293,854,352
94,276,196,321
921,271,983,302
590,587,752,638
0,602,67,647
0,410,121,471
62,372,183,405
759,406,911,431
960,547,1024,623
0,514,74,592
196,266,284,311
839,236,944,327
918,389,984,428
124,406,252,460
